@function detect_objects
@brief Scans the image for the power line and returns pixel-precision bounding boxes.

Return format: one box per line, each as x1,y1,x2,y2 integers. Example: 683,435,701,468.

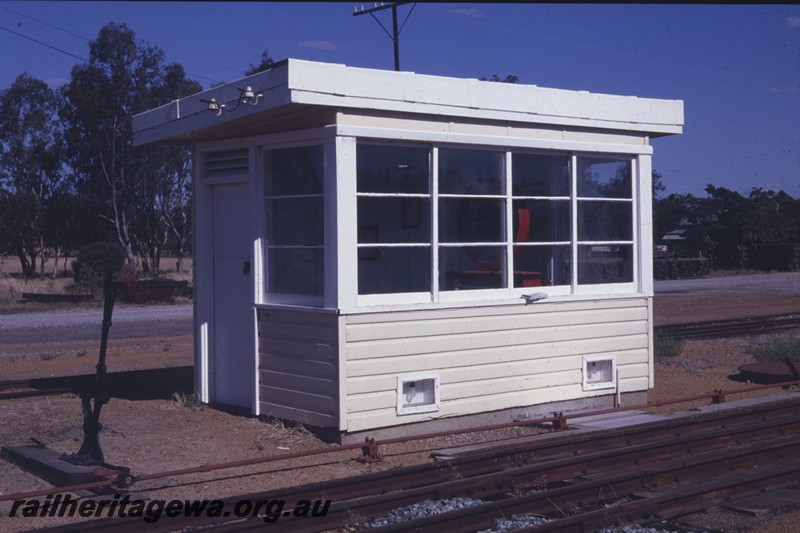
0,5,91,41
0,20,222,88
0,24,88,63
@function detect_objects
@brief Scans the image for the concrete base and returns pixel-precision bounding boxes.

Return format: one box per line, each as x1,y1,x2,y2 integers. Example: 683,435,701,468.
339,391,648,445
724,487,800,517
1,445,105,487
1,444,130,490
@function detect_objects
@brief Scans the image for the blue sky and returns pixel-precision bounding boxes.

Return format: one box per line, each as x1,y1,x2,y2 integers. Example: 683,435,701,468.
1,2,798,198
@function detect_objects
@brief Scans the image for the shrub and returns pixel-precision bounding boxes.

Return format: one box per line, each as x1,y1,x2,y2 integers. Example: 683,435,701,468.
654,333,684,360
71,242,126,294
746,334,800,363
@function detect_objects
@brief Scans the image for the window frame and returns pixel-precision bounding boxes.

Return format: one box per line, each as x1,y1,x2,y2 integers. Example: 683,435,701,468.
261,140,327,307
354,142,640,306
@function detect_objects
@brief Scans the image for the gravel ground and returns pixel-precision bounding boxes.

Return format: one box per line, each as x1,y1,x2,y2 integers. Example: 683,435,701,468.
1,291,799,532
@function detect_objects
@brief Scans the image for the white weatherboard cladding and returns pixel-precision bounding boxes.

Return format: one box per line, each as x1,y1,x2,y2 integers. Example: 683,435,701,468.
257,309,340,427
254,298,649,433
342,298,649,432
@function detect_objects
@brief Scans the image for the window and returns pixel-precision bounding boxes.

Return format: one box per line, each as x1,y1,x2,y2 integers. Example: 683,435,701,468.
357,144,431,295
355,142,636,299
439,149,506,290
576,157,634,285
511,153,572,287
264,146,324,299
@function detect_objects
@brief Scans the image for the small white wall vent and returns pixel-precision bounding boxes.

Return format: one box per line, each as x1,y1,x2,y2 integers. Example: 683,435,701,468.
582,356,616,391
396,373,440,415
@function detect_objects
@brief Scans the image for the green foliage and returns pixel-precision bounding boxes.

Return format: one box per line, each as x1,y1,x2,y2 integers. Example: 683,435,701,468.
746,334,800,363
0,73,65,276
480,74,519,83
245,49,275,76
77,242,127,273
72,242,126,293
59,22,201,273
653,184,800,270
654,333,684,360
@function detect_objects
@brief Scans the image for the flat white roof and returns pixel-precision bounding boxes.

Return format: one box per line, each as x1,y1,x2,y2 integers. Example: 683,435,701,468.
133,58,683,146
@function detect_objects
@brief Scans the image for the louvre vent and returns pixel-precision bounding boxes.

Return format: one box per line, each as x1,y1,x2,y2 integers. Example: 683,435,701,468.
203,149,249,179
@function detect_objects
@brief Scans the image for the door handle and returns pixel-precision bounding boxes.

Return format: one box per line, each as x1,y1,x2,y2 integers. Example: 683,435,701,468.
243,261,251,274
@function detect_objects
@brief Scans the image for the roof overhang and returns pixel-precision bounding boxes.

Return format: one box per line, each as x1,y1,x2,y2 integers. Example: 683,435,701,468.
133,58,684,147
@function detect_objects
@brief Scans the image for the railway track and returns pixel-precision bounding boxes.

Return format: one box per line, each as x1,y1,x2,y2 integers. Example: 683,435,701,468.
655,313,800,340
39,393,800,532
3,313,794,402
0,366,193,401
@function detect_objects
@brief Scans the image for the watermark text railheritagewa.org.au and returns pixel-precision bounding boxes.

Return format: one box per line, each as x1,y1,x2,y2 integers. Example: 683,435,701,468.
7,493,331,524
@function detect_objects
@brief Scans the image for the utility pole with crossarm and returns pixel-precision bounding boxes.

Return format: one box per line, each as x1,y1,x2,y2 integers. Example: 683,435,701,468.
353,2,416,71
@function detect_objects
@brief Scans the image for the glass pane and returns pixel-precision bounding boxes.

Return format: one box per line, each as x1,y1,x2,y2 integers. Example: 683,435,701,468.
357,144,429,194
512,153,570,197
576,157,632,199
358,247,431,294
577,201,632,241
513,200,570,242
267,146,323,196
439,149,504,195
358,197,430,244
439,198,505,243
269,248,324,296
440,246,506,290
267,198,324,246
513,245,571,287
578,244,632,284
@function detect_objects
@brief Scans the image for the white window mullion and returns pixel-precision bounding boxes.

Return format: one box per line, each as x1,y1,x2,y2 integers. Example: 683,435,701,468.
570,155,579,293
504,151,513,290
431,146,440,302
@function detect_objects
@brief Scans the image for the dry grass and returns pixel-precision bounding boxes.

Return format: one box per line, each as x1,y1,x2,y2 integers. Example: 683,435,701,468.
0,255,193,313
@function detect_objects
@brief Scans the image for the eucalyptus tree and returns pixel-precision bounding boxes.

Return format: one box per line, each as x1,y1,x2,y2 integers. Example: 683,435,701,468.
60,22,201,271
0,73,65,277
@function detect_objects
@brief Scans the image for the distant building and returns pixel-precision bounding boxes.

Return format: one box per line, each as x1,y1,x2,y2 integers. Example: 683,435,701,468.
133,59,683,442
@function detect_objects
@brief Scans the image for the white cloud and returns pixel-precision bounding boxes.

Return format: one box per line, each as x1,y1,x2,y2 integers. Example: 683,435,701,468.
787,17,800,29
298,40,335,50
446,8,484,19
769,85,798,94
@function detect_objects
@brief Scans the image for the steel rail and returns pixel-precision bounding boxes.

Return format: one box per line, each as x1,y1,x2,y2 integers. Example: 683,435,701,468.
358,434,800,532
220,410,800,532
3,380,798,505
655,313,800,340
33,395,800,532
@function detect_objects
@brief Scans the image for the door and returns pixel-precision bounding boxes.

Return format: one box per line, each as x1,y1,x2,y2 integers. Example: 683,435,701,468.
211,182,253,408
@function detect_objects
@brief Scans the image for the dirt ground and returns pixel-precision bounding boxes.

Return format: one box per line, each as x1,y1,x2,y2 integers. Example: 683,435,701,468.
1,292,800,532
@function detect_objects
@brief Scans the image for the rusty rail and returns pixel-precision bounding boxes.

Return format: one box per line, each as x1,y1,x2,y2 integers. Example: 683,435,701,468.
34,394,800,532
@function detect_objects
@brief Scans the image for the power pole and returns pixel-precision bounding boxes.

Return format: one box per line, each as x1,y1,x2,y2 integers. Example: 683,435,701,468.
353,2,415,72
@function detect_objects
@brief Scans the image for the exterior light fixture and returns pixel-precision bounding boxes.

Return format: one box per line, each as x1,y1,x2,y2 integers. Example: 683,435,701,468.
241,86,262,105
200,86,263,117
206,98,224,116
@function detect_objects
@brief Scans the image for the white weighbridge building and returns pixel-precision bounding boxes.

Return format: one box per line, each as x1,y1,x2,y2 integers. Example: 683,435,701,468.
133,59,683,442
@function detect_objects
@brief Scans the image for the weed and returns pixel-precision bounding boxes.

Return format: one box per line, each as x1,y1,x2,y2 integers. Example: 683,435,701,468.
654,333,684,360
746,333,800,363
172,391,204,410
162,343,172,352
39,352,56,361
76,350,87,357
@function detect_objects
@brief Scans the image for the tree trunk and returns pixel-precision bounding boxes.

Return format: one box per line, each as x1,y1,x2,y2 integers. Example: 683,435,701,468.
15,247,33,278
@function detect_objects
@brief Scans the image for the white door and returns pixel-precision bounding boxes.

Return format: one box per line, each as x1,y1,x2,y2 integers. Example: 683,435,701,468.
211,183,253,408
